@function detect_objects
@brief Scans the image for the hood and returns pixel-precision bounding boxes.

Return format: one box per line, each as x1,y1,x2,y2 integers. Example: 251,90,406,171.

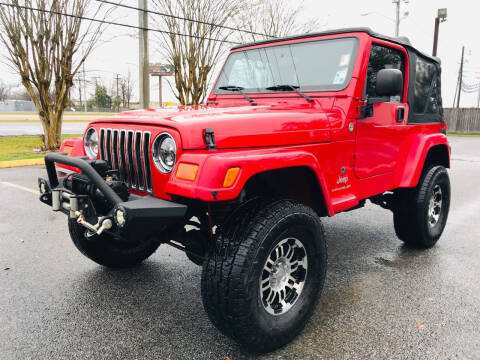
91,103,334,150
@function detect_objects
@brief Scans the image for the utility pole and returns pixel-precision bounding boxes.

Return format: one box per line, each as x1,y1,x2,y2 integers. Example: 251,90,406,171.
127,74,131,108
138,0,150,109
393,0,400,37
77,78,82,109
392,0,410,37
92,76,101,88
158,76,162,108
115,73,120,111
432,8,447,57
477,86,480,108
82,61,87,112
455,46,465,109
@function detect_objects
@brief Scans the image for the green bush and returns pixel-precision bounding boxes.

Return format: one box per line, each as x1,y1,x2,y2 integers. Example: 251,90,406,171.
86,85,112,110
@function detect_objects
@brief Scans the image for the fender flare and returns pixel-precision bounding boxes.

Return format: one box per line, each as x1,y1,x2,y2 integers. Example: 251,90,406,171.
166,148,334,215
395,133,450,188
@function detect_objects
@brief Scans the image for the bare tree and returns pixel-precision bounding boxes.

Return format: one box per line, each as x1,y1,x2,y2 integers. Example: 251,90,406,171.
11,88,32,101
0,80,11,102
237,0,322,43
0,1,111,150
120,70,134,109
152,0,245,105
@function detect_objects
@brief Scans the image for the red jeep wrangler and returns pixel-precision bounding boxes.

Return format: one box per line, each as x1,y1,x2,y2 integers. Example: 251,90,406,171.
39,28,450,353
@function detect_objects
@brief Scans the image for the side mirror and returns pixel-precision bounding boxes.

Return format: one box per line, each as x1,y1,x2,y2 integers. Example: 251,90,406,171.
375,69,403,97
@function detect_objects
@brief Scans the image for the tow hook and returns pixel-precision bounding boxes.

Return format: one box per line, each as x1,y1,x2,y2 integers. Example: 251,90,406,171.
95,218,113,236
75,212,113,236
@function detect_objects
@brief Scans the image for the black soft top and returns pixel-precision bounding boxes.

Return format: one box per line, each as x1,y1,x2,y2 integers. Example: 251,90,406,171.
232,27,440,64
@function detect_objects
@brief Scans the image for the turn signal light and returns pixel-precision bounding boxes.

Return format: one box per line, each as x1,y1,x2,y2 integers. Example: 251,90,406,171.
223,167,240,187
176,163,199,181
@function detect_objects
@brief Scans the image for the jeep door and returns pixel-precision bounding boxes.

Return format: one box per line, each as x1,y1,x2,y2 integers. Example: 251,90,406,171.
354,42,408,179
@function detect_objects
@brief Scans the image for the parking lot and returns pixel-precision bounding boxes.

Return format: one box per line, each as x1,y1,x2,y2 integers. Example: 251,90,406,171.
0,136,479,360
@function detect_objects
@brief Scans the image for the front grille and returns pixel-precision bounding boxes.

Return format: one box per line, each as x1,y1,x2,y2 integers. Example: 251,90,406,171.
99,128,153,193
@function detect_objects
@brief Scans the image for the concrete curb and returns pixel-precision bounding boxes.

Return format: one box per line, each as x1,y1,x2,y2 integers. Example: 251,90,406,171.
0,158,44,168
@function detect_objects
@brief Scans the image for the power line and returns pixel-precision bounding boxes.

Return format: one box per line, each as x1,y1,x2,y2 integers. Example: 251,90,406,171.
0,2,241,44
95,0,276,39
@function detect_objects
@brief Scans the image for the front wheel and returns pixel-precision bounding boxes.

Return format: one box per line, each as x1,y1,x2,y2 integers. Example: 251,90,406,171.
201,199,327,354
393,165,450,248
68,219,161,268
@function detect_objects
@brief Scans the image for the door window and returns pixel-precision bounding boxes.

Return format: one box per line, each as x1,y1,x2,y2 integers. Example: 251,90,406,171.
365,44,405,102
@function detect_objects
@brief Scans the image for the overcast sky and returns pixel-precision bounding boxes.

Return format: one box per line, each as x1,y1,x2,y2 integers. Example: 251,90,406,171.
1,0,479,107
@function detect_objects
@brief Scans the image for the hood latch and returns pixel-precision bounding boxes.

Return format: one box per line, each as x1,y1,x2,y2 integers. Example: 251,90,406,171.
203,128,216,150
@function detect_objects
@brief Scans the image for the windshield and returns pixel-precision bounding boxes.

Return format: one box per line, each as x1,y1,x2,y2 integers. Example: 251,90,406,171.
214,37,358,94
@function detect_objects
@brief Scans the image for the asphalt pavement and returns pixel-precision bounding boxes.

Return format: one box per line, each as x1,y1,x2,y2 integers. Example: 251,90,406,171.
0,122,88,136
0,136,479,360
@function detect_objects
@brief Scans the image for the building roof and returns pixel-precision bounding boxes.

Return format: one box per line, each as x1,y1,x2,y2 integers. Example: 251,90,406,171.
231,27,440,64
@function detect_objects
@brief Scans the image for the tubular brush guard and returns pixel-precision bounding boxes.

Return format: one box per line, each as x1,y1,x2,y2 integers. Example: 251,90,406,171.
38,153,188,240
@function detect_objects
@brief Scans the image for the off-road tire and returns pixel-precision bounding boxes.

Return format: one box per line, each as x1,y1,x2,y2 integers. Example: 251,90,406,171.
68,219,161,268
201,199,327,354
393,165,450,248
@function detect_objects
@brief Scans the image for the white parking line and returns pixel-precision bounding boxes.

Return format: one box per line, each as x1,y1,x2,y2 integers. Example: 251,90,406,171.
0,180,39,194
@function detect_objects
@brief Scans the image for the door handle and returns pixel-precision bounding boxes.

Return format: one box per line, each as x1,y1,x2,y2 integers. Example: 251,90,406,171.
396,107,405,122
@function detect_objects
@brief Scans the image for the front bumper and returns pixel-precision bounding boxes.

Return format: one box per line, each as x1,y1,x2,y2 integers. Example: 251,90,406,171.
39,153,188,239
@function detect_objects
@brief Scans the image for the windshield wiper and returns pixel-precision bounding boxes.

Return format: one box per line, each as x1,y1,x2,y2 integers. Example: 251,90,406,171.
218,86,257,106
265,85,314,103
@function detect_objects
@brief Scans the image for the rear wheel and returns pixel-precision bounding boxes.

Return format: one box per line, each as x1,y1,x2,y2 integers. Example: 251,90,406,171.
393,165,450,248
201,199,327,353
68,219,161,268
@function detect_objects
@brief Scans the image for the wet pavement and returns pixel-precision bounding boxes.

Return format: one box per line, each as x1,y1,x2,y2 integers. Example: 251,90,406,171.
0,136,479,359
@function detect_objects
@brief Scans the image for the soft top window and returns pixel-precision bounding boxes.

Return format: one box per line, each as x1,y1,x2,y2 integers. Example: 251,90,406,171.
214,37,358,94
413,57,440,114
406,51,443,124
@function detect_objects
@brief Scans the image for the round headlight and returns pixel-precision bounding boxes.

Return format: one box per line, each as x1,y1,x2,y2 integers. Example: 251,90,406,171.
84,128,99,160
152,133,177,173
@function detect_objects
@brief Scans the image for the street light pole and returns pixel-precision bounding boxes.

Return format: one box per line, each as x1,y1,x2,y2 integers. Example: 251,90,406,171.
432,8,447,57
432,17,440,56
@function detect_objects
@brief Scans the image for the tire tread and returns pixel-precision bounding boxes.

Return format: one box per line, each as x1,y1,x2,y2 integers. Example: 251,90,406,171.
201,199,326,353
393,165,450,248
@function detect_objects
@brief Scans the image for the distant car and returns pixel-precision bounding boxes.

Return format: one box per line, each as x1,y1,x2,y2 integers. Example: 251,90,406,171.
39,28,450,353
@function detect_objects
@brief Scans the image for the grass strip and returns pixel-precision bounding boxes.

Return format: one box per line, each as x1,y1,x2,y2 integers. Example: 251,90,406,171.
0,134,82,161
447,132,480,137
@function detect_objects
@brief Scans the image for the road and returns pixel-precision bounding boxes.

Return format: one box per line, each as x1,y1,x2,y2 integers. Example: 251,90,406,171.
0,112,114,135
0,136,479,360
0,122,88,136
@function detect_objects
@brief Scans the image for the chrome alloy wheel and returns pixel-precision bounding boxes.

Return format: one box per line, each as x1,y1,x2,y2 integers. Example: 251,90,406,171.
259,237,308,316
428,185,443,227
